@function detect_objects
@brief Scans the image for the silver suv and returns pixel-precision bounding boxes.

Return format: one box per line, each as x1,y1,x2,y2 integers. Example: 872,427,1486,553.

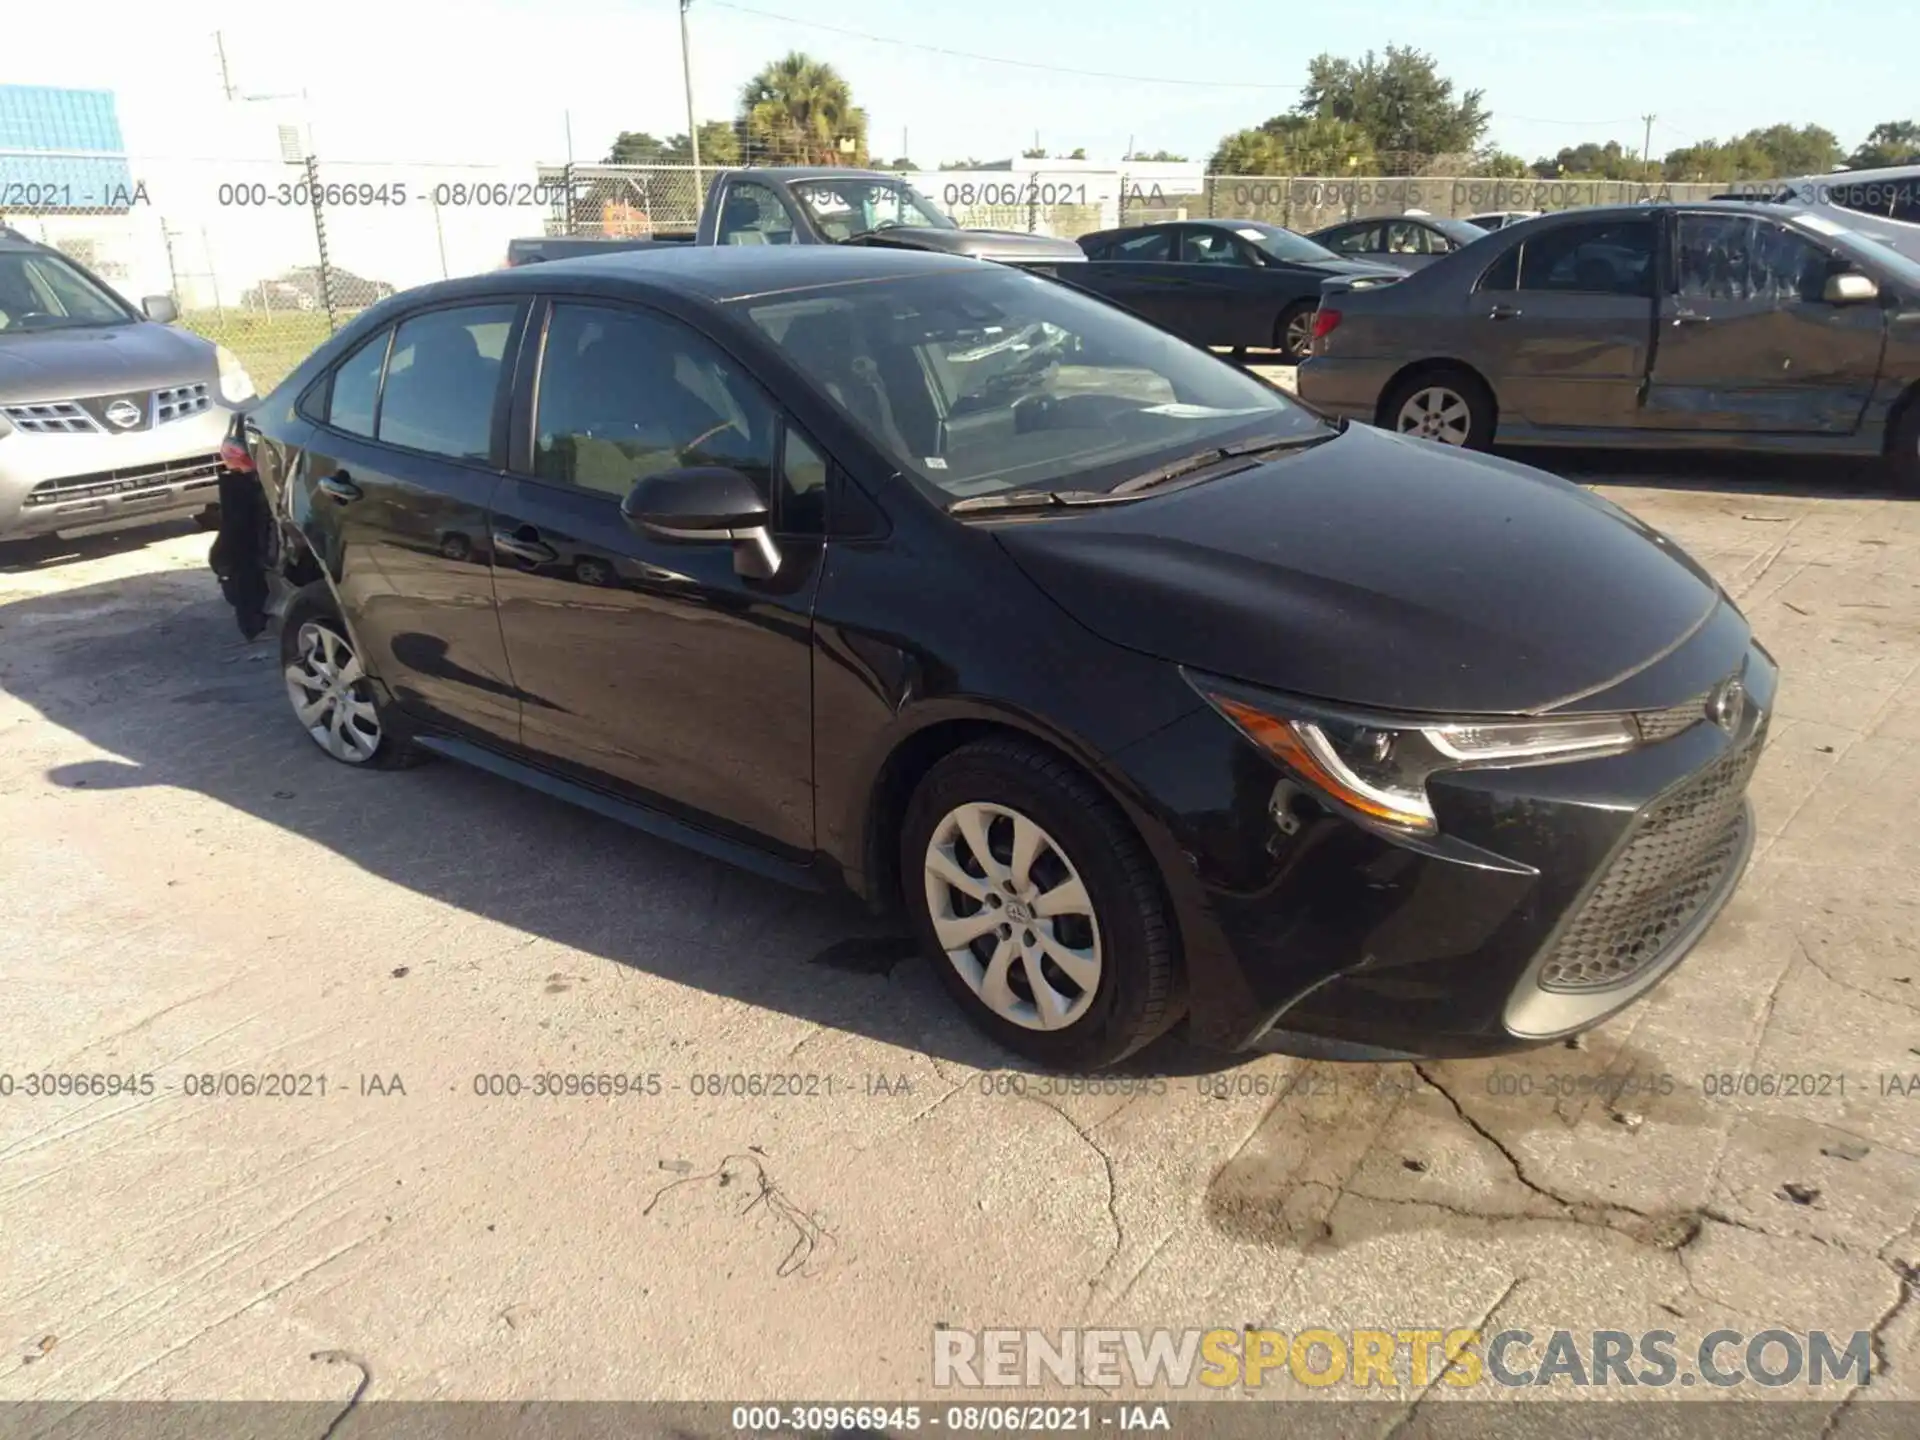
0,227,253,544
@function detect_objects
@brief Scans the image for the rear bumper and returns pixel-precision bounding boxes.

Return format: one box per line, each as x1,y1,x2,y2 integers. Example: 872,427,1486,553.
1296,356,1394,423
0,408,229,539
1105,640,1776,1058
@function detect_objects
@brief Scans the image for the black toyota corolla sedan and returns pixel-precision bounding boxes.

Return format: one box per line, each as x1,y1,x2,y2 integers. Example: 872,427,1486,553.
213,245,1774,1070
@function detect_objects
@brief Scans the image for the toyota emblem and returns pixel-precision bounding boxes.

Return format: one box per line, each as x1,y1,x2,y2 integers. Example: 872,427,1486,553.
1706,678,1746,734
104,399,143,429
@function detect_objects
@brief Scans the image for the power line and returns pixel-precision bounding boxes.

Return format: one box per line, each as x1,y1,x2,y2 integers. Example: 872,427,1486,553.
706,2,1312,89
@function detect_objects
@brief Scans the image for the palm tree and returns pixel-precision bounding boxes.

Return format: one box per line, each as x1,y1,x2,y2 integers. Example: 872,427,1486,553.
739,53,868,166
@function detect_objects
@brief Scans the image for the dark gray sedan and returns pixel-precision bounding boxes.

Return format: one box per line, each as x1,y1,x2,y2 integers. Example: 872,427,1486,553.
1297,202,1920,491
1305,213,1490,272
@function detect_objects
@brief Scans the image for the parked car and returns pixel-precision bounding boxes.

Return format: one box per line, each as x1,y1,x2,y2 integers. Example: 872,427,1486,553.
1720,165,1920,264
0,227,253,544
244,266,397,313
214,244,1772,1069
507,167,1085,274
1305,214,1490,271
1067,219,1400,361
1298,202,1920,490
1464,210,1542,231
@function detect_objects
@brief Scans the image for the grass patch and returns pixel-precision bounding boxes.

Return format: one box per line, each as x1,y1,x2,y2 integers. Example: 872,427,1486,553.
178,310,339,393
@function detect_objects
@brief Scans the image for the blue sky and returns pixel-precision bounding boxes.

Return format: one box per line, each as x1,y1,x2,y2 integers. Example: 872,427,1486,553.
3,0,1910,167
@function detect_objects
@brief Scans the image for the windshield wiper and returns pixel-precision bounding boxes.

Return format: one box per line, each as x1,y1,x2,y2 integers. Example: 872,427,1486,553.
1109,432,1325,496
947,488,1121,515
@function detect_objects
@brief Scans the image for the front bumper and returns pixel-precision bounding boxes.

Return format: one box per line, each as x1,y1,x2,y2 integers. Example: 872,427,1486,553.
0,406,231,540
1105,641,1777,1058
1295,355,1394,423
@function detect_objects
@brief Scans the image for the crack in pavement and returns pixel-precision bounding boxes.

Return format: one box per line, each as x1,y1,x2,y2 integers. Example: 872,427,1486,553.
309,1349,372,1440
1820,1246,1918,1438
1794,931,1920,1016
1022,1095,1124,1298
1384,1275,1524,1440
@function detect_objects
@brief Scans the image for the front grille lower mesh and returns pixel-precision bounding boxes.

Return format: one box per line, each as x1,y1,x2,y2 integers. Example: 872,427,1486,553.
1537,733,1760,992
1634,693,1708,743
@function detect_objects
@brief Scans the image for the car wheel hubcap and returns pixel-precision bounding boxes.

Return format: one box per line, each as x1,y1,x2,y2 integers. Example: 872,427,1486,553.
285,620,380,764
923,802,1101,1032
1286,313,1314,355
1397,386,1472,445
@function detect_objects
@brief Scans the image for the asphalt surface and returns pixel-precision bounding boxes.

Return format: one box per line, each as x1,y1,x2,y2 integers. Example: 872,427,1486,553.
3,416,1919,1419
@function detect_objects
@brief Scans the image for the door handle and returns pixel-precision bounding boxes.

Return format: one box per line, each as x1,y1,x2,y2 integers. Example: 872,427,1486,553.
317,470,361,503
1672,309,1710,325
1487,304,1522,320
491,529,557,564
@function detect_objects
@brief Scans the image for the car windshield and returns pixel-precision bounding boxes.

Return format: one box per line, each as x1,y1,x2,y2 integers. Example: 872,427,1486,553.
736,265,1327,505
789,177,957,240
1232,223,1343,265
1432,217,1492,245
0,248,132,331
1791,212,1920,290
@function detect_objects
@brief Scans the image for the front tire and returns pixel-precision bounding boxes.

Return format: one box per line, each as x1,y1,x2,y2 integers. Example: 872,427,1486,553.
1382,367,1495,449
279,584,423,769
901,738,1182,1070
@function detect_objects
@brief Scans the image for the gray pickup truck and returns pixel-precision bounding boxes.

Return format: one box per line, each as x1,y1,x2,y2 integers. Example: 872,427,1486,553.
507,167,1086,274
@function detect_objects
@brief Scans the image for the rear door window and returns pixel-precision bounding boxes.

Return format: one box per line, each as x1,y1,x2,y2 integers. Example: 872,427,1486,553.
1328,223,1382,255
375,304,519,462
326,328,390,438
1112,230,1173,261
1517,219,1655,296
1178,229,1249,265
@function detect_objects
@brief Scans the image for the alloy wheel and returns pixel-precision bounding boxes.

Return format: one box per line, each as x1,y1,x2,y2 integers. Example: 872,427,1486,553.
1284,310,1315,359
1396,385,1473,445
284,620,381,764
922,802,1102,1031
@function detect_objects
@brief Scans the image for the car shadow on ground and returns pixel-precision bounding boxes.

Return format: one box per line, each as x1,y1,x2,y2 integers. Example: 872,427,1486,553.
0,515,210,574
6,569,1252,1080
1503,447,1899,502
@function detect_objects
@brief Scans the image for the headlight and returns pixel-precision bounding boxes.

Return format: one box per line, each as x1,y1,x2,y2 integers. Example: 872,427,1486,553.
216,345,256,404
1189,673,1638,837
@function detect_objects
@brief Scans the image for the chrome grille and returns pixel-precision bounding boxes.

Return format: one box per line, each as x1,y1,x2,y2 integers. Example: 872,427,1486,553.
4,401,103,434
1634,693,1708,743
1537,733,1761,992
154,383,211,423
24,454,222,507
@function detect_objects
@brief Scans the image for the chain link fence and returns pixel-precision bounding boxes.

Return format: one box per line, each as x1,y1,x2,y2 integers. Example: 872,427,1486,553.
2,147,1774,394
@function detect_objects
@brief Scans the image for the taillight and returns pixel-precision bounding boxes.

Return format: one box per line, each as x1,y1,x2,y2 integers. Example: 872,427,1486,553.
219,435,256,473
1312,308,1343,341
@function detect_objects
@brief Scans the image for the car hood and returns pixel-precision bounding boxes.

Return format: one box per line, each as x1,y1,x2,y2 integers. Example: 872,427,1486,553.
855,227,1087,263
1307,257,1403,280
0,321,217,401
992,424,1725,715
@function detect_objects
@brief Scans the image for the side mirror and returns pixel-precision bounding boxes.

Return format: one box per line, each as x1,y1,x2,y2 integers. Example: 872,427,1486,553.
1824,272,1878,304
142,295,178,323
621,466,779,578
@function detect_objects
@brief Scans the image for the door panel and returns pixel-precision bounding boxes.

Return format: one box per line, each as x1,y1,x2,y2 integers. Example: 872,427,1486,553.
1642,214,1885,433
1471,219,1656,430
299,303,523,746
489,299,821,853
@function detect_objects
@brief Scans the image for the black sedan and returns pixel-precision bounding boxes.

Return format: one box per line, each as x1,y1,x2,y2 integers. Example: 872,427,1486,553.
1298,202,1920,490
214,245,1772,1069
1306,213,1490,272
1071,219,1400,360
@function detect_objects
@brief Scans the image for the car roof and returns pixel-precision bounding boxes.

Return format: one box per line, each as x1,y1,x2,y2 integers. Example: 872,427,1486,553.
1785,164,1920,186
718,167,900,184
398,244,988,307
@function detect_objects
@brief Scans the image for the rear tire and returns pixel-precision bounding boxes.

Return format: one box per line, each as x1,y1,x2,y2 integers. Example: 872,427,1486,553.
901,737,1182,1070
279,583,425,770
1891,401,1920,496
1381,366,1496,450
1275,300,1317,363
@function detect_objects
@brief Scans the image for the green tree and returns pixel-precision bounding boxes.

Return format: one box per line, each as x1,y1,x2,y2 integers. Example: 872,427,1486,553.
738,52,868,165
1661,124,1842,181
1531,140,1655,181
1294,46,1489,157
1210,115,1377,176
1021,147,1049,159
1067,147,1087,160
878,156,917,171
1848,120,1920,169
1471,148,1530,179
1125,149,1190,163
937,156,986,170
604,122,740,167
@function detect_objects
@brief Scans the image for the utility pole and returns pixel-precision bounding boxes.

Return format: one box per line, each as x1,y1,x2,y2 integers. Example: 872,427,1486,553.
680,0,702,189
214,32,235,100
1641,113,1656,169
